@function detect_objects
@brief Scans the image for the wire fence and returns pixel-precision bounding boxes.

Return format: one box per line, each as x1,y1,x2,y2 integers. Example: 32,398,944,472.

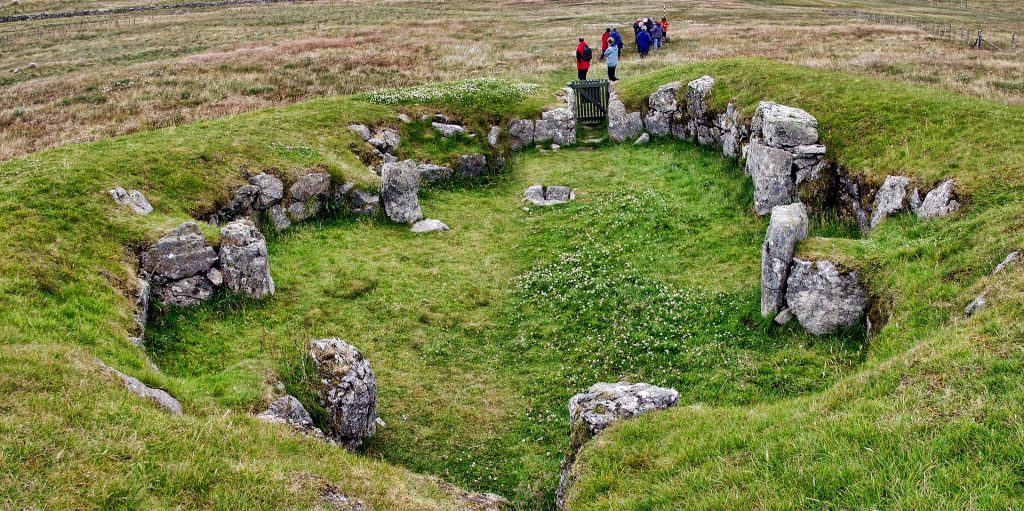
829,8,1022,52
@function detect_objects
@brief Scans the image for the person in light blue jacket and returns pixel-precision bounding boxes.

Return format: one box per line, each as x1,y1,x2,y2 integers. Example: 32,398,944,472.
603,41,619,81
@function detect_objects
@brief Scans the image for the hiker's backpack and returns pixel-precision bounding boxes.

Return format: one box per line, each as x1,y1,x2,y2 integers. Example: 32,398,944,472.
582,44,593,62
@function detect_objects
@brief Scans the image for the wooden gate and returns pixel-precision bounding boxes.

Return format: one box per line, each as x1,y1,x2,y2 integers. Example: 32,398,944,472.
569,80,610,125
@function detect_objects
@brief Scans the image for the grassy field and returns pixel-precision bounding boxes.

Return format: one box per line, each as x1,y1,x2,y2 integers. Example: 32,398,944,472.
2,0,1023,160
3,55,1024,510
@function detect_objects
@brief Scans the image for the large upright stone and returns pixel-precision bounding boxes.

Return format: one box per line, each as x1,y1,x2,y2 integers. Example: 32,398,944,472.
916,180,960,220
140,222,218,283
308,338,378,450
642,81,680,137
219,219,274,299
870,175,910,229
753,102,820,148
785,258,867,336
607,92,644,143
380,160,423,224
556,382,679,509
745,142,796,216
761,203,809,317
685,76,715,138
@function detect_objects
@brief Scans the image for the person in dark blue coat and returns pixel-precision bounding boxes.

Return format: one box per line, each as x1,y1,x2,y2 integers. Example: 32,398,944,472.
610,28,624,52
636,28,653,57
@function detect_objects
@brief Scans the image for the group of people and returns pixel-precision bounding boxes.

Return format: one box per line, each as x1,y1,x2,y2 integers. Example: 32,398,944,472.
574,16,670,82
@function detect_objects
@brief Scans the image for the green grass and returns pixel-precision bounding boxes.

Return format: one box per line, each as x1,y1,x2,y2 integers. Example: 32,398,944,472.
4,57,1024,510
145,141,863,508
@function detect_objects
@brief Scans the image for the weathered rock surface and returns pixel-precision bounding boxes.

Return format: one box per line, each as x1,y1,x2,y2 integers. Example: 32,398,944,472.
218,183,259,220
109,187,153,215
458,153,488,178
348,189,379,216
870,175,910,229
368,129,400,155
754,101,820,148
432,122,466,137
523,185,575,206
685,76,714,139
994,251,1020,274
98,359,182,414
556,382,679,509
249,172,284,210
133,277,149,336
643,82,681,137
152,274,214,307
965,293,987,316
508,119,535,150
411,219,450,233
745,142,796,216
381,160,423,224
289,172,330,204
269,204,291,231
257,395,324,437
535,108,576,146
785,258,867,335
761,203,809,317
916,180,960,220
633,132,650,145
141,222,218,284
309,338,378,450
347,124,372,141
219,219,274,298
720,103,745,158
607,92,644,143
417,163,454,183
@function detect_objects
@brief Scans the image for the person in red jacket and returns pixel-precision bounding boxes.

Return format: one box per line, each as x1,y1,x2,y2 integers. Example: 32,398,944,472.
601,28,611,54
575,37,592,81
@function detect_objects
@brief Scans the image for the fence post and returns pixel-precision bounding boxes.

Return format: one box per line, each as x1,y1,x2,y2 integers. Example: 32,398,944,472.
976,30,983,49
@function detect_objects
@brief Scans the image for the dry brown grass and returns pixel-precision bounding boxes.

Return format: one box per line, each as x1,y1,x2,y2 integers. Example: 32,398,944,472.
1,0,1022,161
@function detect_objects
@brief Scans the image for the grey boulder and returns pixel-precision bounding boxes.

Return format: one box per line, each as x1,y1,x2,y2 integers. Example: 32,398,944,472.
347,124,372,141
761,202,809,317
488,125,501,148
745,142,796,216
109,187,153,215
289,172,331,204
309,338,378,451
411,219,450,233
249,172,284,210
916,180,960,220
524,185,574,206
417,162,454,183
633,133,650,145
870,175,910,229
140,222,218,283
607,92,644,143
432,122,466,137
458,153,488,178
152,274,214,307
381,160,423,224
219,219,274,299
556,382,678,509
508,119,535,150
535,108,576,146
754,101,820,148
785,258,867,336
257,395,324,438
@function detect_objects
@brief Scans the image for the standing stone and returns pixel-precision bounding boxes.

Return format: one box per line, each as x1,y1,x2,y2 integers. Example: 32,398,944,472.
745,142,796,216
785,258,868,336
219,219,274,299
308,338,378,450
458,154,488,178
508,119,535,150
870,176,910,229
607,92,644,143
556,382,679,509
720,103,745,158
380,160,423,224
761,203,809,317
140,222,219,283
249,172,284,210
109,187,154,215
916,180,960,220
488,125,501,148
685,76,715,138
